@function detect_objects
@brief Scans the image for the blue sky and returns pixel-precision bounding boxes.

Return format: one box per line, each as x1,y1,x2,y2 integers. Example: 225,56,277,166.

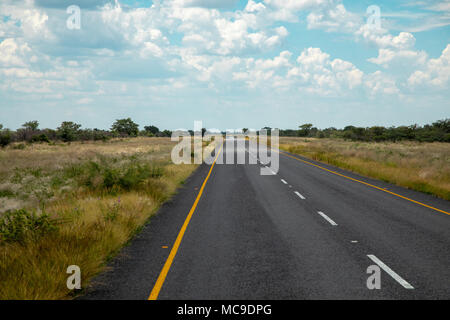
0,0,449,131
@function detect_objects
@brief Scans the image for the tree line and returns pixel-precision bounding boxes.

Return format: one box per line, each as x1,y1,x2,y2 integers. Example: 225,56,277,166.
1,118,449,148
277,119,450,143
0,118,172,147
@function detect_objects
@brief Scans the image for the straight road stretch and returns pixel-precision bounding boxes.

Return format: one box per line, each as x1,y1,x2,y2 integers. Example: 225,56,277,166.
83,139,450,300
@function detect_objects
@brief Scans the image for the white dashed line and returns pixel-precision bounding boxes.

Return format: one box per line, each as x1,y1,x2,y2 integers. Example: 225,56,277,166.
294,191,306,200
281,179,288,184
367,255,414,289
317,211,338,226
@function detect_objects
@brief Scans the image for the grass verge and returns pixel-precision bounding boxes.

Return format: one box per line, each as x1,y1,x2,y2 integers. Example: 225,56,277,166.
279,137,450,201
0,138,197,299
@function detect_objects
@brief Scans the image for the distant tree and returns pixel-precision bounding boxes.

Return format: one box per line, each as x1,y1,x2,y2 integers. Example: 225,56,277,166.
57,121,81,142
161,130,172,137
31,134,50,143
202,128,207,137
22,120,39,131
144,125,159,135
298,124,313,137
0,127,11,148
242,128,249,134
111,118,139,137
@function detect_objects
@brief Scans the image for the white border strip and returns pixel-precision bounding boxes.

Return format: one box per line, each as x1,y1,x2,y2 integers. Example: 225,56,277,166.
294,191,306,200
367,254,414,289
317,211,338,226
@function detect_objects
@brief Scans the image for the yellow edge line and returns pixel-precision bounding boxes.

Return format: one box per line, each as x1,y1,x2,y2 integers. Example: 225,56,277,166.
148,145,223,300
280,151,450,216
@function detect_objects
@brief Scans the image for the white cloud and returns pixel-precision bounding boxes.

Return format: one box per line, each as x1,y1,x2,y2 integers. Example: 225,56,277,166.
408,44,450,88
368,48,428,67
264,0,332,11
290,47,363,93
364,71,399,96
0,38,33,67
357,26,416,50
245,0,266,13
307,3,361,33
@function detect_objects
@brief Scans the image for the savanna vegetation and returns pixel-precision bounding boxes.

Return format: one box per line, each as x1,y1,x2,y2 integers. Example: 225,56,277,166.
0,137,208,299
277,119,450,143
0,118,173,147
279,137,450,201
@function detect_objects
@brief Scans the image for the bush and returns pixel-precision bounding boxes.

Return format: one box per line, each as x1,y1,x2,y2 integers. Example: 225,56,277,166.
0,130,11,148
0,189,14,198
31,134,50,143
13,143,26,150
67,160,165,194
0,209,58,243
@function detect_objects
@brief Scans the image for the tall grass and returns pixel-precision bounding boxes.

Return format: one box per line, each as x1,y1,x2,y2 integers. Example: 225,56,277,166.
0,138,197,299
280,138,450,200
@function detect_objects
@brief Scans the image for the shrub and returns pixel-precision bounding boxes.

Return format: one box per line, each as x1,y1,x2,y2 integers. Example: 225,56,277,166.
0,209,58,243
13,143,26,150
0,189,14,198
69,161,165,194
0,130,11,148
31,134,50,143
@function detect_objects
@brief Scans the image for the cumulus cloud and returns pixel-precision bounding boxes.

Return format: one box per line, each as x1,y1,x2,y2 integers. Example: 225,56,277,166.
0,38,33,67
364,71,399,96
307,3,361,33
408,44,450,88
0,0,447,119
357,27,416,50
368,48,428,67
286,47,363,94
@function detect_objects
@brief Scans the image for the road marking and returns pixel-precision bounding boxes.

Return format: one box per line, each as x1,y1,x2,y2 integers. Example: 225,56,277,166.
351,240,358,243
294,191,306,200
162,246,168,249
367,255,414,289
279,151,450,216
317,211,338,226
148,145,223,300
281,179,288,184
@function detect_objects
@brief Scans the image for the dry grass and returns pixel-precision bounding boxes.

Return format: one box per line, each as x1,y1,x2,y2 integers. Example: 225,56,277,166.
0,138,198,299
280,137,450,200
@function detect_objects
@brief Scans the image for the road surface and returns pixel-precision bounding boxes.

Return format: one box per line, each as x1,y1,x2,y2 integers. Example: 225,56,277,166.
83,139,450,300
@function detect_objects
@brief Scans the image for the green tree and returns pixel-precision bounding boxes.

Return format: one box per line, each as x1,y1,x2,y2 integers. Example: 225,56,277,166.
0,127,11,148
298,124,313,137
57,121,81,142
22,120,39,131
162,130,172,137
111,118,139,137
144,125,159,135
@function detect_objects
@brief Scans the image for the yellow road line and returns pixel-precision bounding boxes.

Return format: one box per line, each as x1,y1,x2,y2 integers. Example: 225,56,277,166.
148,145,223,300
280,151,450,216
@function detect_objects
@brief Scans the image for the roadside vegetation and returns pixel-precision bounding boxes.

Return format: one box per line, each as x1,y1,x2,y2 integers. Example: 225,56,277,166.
0,138,198,299
0,119,174,148
279,137,450,201
278,119,450,143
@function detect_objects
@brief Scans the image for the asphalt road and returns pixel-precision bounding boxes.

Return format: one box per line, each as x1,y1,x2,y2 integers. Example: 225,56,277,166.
82,139,450,300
